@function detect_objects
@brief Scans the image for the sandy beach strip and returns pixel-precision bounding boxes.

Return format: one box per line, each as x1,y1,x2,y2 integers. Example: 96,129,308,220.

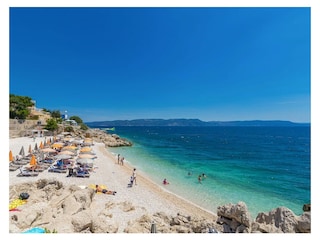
8,136,219,233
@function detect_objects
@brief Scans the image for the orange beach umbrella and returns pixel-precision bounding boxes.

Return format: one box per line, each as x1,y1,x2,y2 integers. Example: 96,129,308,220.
80,147,92,152
52,142,63,148
62,145,77,150
39,141,44,149
29,155,37,166
9,150,14,162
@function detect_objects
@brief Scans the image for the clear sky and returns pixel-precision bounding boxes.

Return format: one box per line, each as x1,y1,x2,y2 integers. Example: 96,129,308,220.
8,6,311,123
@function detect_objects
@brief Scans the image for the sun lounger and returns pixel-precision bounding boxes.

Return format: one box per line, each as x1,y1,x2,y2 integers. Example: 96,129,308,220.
11,160,29,166
17,168,39,177
9,165,20,171
48,167,67,173
75,169,90,178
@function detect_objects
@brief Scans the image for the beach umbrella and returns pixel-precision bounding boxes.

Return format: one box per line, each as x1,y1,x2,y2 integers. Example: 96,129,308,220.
78,154,96,159
80,147,92,152
34,143,38,151
58,150,76,156
62,145,77,150
39,141,44,149
47,138,51,145
41,148,57,153
76,158,94,166
72,139,83,145
29,155,37,166
54,154,72,160
28,144,32,154
9,150,14,162
19,146,25,157
52,142,64,148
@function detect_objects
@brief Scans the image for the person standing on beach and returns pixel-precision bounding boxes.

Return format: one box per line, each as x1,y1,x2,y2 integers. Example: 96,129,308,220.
117,154,120,164
120,156,124,166
132,168,137,185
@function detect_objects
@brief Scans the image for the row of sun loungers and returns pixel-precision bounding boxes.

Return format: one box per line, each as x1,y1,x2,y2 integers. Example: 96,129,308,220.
11,140,94,178
17,167,39,177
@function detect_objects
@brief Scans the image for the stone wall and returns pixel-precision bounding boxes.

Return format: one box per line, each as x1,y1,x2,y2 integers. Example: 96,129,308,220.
9,119,39,138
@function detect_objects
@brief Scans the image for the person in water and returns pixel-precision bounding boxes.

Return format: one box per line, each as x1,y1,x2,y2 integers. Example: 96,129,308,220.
198,175,202,183
163,178,170,185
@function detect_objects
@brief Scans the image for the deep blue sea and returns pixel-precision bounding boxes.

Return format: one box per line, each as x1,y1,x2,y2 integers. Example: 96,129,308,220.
99,126,310,218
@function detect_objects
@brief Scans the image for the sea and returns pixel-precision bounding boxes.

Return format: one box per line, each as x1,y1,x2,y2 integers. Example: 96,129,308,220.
97,126,310,218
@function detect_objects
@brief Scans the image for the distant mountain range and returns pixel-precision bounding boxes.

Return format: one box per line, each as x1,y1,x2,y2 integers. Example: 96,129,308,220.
86,119,310,127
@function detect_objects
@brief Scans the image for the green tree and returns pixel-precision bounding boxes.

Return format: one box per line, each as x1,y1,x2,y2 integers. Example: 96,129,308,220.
9,94,33,119
69,116,83,124
44,118,58,131
51,110,61,119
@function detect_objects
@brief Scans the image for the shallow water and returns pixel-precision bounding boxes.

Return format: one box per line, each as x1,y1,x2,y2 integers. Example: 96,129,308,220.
102,126,310,218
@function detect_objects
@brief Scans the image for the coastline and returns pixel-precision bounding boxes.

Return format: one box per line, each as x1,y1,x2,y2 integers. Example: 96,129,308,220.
8,135,222,233
8,132,311,234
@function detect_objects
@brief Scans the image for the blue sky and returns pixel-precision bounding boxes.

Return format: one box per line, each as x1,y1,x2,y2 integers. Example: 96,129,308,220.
9,7,311,123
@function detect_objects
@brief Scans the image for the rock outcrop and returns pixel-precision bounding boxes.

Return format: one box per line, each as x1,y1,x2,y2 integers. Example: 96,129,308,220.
9,180,311,233
9,179,220,233
217,201,311,233
73,128,132,147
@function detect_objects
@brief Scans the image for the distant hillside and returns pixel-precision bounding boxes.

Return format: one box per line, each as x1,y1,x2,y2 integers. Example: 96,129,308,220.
86,119,310,127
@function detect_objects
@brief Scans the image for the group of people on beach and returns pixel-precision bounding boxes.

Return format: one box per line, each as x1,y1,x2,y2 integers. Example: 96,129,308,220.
117,154,125,166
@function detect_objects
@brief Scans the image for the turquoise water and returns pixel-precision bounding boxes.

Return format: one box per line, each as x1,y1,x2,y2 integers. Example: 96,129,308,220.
101,126,310,218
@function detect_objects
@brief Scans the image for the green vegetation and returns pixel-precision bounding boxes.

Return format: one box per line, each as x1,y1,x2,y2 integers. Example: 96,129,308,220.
69,115,88,130
50,110,61,119
10,94,89,131
44,118,58,131
80,123,88,130
44,227,58,233
9,94,33,119
64,126,74,132
69,115,83,124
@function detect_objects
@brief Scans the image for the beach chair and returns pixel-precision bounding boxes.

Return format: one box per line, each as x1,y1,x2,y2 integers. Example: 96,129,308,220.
48,166,67,173
17,167,39,177
9,164,20,171
75,168,90,178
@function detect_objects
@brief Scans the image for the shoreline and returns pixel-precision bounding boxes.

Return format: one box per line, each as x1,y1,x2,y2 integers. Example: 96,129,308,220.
8,133,311,233
9,135,222,233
